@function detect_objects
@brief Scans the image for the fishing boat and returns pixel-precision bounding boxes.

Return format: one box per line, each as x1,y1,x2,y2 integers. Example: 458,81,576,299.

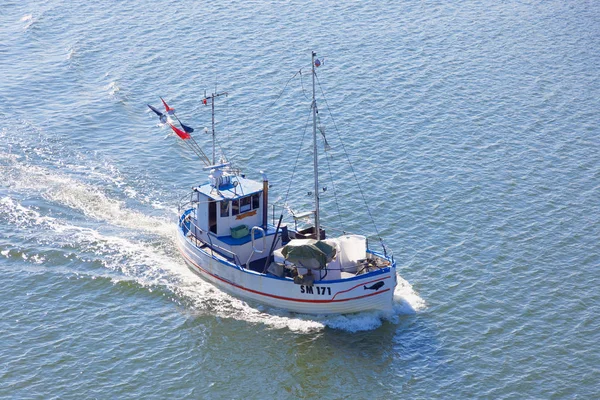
149,52,398,314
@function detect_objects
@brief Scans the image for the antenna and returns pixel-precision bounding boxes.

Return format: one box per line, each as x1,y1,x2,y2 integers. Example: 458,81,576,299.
203,90,228,165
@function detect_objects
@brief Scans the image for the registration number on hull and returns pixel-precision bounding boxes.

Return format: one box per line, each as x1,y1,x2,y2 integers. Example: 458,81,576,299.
300,285,331,295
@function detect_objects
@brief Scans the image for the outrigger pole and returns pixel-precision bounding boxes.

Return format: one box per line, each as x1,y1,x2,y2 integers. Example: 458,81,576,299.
186,137,212,166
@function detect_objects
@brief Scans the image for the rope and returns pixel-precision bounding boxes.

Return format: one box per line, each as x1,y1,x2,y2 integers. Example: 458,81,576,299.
282,109,312,213
299,68,310,100
323,137,345,233
187,136,211,165
256,69,302,122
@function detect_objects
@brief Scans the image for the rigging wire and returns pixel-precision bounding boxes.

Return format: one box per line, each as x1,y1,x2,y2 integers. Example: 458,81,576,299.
282,109,312,213
256,69,303,122
221,93,235,167
224,90,230,148
315,105,344,231
213,101,233,165
215,134,231,164
299,68,310,100
187,136,211,165
250,66,312,214
322,140,345,233
315,73,387,254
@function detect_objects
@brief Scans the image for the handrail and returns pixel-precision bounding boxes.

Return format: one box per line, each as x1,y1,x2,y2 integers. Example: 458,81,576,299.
244,226,266,269
251,226,266,254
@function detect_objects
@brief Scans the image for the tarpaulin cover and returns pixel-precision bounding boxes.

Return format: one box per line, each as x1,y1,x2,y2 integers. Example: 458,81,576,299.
281,239,336,269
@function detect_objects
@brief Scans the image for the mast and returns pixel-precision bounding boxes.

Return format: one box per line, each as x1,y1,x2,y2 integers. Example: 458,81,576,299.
311,51,320,239
203,90,228,165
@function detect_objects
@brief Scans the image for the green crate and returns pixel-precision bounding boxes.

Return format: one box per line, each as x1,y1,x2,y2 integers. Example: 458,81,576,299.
230,224,249,239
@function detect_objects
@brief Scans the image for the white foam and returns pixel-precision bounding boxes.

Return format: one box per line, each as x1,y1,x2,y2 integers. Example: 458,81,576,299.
0,196,59,229
5,163,172,236
394,274,427,313
124,187,138,199
107,81,120,96
20,14,34,30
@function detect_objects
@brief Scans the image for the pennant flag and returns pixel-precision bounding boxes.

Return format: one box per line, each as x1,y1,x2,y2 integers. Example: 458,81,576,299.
160,97,175,114
151,98,194,135
174,114,194,134
180,122,194,134
150,97,195,140
147,104,168,124
168,122,191,140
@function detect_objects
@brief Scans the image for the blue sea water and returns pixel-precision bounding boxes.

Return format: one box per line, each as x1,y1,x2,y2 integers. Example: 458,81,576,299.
1,1,599,398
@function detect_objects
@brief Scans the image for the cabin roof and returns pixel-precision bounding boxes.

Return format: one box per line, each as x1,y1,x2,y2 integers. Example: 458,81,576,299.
194,175,263,201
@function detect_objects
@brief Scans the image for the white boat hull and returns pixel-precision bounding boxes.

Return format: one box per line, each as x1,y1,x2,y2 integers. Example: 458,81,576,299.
177,227,397,315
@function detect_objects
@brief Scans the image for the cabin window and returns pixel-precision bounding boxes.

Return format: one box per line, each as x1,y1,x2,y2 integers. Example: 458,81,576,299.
240,196,252,213
231,193,261,216
220,201,230,217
